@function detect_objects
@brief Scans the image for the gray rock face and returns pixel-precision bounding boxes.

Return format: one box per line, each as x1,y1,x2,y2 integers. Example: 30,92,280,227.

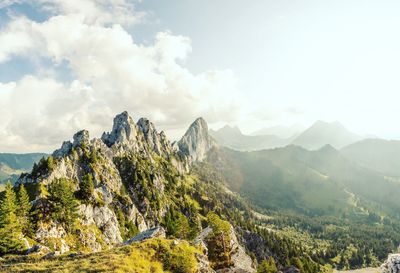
123,227,166,245
382,254,400,273
102,111,137,147
34,223,70,254
226,226,256,273
73,130,90,146
241,230,273,263
178,117,215,163
79,204,122,244
35,223,67,240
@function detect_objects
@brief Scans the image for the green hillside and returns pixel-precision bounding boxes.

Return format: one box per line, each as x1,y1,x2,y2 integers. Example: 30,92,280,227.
341,138,400,177
206,145,400,269
208,145,400,217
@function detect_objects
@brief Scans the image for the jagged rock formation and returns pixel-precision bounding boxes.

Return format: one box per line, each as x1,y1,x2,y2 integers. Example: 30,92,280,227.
18,111,215,251
11,111,258,273
178,117,216,162
382,254,400,273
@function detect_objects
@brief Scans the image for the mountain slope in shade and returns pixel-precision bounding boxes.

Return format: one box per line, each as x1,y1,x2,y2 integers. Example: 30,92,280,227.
0,153,47,170
291,121,362,150
210,125,292,151
341,138,400,177
207,144,400,217
0,153,47,183
251,124,304,139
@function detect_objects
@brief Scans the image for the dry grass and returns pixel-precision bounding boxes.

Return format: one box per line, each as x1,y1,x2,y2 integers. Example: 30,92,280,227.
333,268,380,273
0,238,200,273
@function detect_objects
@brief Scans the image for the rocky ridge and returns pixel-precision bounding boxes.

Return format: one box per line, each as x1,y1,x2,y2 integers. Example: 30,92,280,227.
15,111,255,272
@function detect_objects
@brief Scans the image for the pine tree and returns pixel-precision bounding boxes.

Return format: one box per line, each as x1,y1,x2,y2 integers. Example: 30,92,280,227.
79,173,94,201
48,178,78,231
32,183,50,224
0,183,25,254
47,156,55,171
257,257,278,273
17,184,32,236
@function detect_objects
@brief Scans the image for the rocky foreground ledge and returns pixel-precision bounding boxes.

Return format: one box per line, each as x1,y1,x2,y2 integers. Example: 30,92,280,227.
381,254,400,273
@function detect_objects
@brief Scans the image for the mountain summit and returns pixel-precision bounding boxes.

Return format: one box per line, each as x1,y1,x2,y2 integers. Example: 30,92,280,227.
177,117,216,162
291,120,361,150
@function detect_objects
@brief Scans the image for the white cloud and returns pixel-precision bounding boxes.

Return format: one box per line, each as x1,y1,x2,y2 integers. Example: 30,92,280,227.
37,0,145,26
0,1,239,152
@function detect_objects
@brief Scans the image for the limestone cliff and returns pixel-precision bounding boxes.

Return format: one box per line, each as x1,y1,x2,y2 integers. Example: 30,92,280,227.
15,111,254,272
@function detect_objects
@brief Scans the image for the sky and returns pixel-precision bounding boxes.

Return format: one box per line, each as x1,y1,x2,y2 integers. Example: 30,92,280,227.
0,0,400,152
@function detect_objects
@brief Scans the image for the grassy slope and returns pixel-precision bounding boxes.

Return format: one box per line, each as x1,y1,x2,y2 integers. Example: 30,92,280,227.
0,238,200,273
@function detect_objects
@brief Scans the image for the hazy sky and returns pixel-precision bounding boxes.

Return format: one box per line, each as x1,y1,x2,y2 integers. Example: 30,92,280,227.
0,0,400,152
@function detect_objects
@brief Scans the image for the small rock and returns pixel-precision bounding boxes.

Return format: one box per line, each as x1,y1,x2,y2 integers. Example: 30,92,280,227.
26,244,51,255
42,251,60,259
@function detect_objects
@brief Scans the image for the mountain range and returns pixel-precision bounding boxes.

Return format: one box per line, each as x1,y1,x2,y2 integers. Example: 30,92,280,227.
211,120,363,151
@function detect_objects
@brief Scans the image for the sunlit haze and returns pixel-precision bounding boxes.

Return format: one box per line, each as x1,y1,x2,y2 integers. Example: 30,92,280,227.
1,0,400,152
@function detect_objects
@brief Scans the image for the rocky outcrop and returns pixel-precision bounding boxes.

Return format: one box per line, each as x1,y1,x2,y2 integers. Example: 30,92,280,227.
224,226,256,273
123,227,166,245
382,254,400,273
16,111,222,256
241,230,273,263
79,204,122,244
101,111,138,147
178,117,216,163
195,225,255,273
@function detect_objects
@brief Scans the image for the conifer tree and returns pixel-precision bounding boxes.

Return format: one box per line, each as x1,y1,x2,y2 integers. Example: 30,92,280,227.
17,184,32,236
79,173,94,201
257,257,278,273
48,178,78,231
32,182,50,224
0,183,25,254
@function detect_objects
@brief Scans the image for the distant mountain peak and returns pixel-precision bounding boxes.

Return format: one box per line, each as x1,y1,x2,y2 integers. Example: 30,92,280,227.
291,120,361,150
219,124,242,135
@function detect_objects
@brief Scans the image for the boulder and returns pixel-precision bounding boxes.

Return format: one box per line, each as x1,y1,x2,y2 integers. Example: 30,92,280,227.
123,227,166,245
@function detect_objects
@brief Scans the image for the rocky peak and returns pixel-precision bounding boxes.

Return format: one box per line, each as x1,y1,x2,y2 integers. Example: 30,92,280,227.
101,111,137,147
136,118,161,152
137,118,156,136
73,130,90,147
178,117,215,162
53,130,90,158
